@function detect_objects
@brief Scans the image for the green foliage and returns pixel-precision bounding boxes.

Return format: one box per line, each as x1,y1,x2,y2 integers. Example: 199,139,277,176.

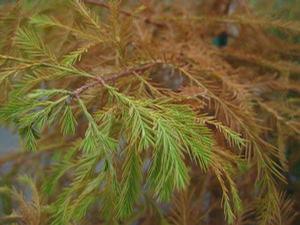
16,27,57,61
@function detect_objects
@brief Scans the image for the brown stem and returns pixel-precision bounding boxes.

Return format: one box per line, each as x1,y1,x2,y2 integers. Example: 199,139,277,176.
73,62,158,97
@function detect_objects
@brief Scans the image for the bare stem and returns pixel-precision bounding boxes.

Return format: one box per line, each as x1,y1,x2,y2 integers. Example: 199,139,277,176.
72,62,158,97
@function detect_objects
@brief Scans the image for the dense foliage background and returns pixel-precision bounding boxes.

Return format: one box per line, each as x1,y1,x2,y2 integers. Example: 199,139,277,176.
0,0,299,225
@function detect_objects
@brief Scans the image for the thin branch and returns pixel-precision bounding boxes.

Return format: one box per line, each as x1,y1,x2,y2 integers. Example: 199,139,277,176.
72,62,158,97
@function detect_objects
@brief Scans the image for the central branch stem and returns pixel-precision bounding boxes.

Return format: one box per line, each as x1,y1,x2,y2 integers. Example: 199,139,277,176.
72,62,158,97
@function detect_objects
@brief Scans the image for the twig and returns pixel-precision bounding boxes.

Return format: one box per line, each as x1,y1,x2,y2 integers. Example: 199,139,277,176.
72,62,158,97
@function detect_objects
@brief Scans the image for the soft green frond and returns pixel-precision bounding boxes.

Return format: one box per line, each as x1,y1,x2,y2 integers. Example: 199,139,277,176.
60,105,77,135
19,126,38,151
30,14,58,27
80,123,99,153
117,146,142,218
198,116,247,150
15,27,56,61
61,45,90,66
43,161,73,195
50,152,101,224
149,117,189,201
78,98,117,153
50,188,73,225
100,166,120,224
